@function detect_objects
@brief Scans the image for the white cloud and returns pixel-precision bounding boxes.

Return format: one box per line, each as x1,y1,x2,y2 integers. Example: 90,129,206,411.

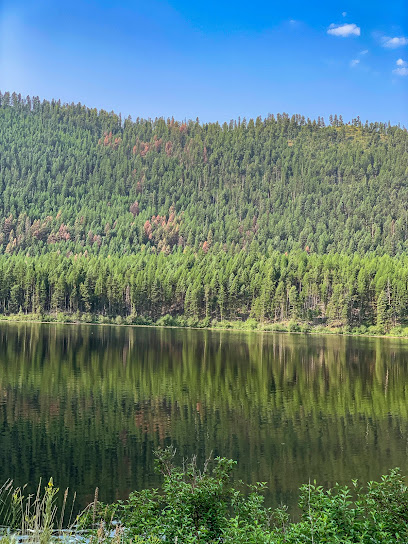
382,36,408,48
360,49,368,55
393,58,408,75
342,11,347,17
393,67,408,76
350,59,360,67
327,23,360,37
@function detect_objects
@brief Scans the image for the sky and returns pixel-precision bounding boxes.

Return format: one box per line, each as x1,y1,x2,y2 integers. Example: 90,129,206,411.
0,0,407,125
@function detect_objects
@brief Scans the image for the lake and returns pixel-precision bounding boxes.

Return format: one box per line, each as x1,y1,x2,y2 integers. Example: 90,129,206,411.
0,322,407,516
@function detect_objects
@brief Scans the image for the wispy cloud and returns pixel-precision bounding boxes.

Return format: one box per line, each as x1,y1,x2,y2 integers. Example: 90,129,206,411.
393,58,408,76
393,67,408,76
360,49,369,55
350,59,360,67
381,36,408,48
327,23,360,38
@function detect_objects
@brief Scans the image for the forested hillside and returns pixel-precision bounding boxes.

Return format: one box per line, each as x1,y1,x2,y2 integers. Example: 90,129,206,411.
1,91,408,256
1,91,408,330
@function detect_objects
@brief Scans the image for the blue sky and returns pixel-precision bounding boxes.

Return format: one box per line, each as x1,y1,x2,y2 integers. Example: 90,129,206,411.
0,0,407,124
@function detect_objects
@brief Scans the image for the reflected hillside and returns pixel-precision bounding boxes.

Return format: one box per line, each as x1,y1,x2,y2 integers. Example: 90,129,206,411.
0,323,407,512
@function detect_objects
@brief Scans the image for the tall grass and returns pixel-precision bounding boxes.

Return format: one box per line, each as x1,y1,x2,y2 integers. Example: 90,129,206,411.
0,479,79,544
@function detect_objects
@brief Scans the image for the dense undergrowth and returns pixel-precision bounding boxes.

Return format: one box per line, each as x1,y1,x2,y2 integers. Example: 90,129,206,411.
1,449,407,543
2,311,408,339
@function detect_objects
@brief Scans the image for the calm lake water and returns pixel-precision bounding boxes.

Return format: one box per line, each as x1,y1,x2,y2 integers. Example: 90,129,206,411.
0,322,407,516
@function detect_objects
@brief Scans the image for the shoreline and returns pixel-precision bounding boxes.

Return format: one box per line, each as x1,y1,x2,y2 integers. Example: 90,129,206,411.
1,313,408,341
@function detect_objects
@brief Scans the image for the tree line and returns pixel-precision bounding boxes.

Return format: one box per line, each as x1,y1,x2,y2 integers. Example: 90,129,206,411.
1,250,408,331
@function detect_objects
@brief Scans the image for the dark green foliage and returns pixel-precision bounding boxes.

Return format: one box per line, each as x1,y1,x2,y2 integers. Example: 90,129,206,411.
77,449,408,543
283,469,408,543
78,447,262,543
1,92,408,257
1,250,408,329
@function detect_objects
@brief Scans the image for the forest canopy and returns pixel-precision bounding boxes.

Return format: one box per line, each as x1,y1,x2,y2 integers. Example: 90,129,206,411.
0,91,408,330
1,91,407,257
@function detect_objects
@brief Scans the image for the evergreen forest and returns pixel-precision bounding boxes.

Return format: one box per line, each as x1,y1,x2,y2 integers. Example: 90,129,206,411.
1,91,408,331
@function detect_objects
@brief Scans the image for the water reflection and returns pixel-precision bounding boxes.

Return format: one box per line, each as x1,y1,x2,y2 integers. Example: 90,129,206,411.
0,323,407,514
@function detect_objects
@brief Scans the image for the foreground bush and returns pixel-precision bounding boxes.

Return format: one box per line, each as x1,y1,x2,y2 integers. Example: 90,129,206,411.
77,448,408,543
1,449,407,543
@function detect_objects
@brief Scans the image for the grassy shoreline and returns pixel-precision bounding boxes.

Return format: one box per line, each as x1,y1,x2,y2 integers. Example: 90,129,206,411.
1,312,408,340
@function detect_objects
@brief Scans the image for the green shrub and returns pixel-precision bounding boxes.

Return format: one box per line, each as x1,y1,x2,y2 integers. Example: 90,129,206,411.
368,325,384,335
390,326,404,337
215,320,232,329
172,316,187,327
199,317,211,328
242,318,258,330
1,457,408,543
76,452,408,544
186,317,199,328
70,311,80,323
133,315,152,326
280,468,408,543
97,315,110,324
155,314,176,327
288,321,300,333
300,323,312,334
78,447,257,542
270,323,288,332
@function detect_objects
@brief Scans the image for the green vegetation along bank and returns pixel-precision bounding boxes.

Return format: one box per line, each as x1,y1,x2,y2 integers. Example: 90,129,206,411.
2,449,408,544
